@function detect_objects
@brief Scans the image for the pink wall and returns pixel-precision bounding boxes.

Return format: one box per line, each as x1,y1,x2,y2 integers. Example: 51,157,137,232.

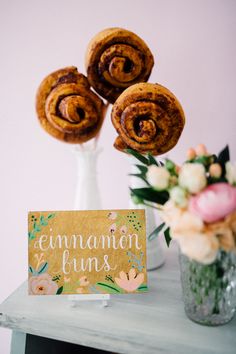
0,0,236,352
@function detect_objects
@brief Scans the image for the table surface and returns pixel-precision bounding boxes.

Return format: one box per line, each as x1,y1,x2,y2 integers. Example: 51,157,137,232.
0,243,235,354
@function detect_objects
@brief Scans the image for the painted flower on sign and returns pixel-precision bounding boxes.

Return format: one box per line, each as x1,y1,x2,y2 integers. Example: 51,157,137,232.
120,225,128,234
79,275,89,286
115,268,144,292
107,212,117,220
29,273,58,295
109,223,117,233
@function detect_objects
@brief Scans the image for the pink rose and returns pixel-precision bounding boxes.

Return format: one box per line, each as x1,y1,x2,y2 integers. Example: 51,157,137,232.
189,183,236,223
29,273,58,295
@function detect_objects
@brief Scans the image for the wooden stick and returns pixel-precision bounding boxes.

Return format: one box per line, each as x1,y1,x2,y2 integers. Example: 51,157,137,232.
94,101,110,149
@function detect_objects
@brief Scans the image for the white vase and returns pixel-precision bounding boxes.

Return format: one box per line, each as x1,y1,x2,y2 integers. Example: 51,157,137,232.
73,145,102,210
129,157,165,270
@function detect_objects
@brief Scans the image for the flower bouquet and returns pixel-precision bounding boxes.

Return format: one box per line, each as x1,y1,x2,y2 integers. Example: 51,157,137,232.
128,144,236,325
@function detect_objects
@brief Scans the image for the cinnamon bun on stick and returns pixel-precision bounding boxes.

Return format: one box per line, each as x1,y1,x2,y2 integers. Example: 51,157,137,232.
111,82,185,155
85,28,154,103
36,66,105,143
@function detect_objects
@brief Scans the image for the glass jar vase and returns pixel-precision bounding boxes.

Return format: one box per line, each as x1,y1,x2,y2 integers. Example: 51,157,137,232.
179,250,236,326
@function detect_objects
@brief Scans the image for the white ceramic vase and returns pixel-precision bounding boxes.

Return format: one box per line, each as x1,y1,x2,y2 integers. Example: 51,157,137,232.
73,145,102,210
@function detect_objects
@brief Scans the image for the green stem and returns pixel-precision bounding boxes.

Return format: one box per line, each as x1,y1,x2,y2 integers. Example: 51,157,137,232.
143,202,162,210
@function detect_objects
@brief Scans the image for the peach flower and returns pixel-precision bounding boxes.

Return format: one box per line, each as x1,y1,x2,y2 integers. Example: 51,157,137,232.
206,210,236,252
186,148,196,160
209,163,222,178
109,223,117,233
107,212,117,220
29,273,58,295
79,276,89,286
159,200,219,264
226,210,236,234
120,225,128,234
159,200,203,232
115,268,144,292
195,143,208,156
173,230,219,264
189,183,236,223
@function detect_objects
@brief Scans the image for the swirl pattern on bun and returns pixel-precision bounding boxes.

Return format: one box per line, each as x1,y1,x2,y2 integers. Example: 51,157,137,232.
86,28,154,103
36,66,104,143
111,83,185,155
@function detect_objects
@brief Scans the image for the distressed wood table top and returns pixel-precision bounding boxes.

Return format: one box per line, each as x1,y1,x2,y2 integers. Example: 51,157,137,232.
0,243,235,354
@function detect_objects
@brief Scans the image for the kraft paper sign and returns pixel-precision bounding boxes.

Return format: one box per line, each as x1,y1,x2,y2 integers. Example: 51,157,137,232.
28,210,147,295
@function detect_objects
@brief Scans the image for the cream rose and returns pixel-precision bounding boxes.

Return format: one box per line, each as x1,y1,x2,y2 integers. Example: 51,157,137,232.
170,186,188,208
226,162,236,185
179,163,207,194
29,273,58,295
146,165,170,190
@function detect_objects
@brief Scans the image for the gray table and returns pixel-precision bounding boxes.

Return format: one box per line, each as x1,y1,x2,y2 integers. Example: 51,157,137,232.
0,244,235,354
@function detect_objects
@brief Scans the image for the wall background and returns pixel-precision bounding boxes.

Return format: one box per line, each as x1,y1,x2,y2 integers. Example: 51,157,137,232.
0,0,235,352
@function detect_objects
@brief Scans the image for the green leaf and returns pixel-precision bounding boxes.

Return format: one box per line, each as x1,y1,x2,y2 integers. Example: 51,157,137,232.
47,213,55,219
194,155,210,165
135,165,148,174
29,265,34,274
129,174,149,185
56,286,63,295
28,231,35,240
29,265,37,276
217,145,230,164
210,154,218,163
126,149,149,165
129,173,145,178
34,224,41,232
148,223,165,241
130,188,169,205
39,215,48,226
147,153,158,166
165,159,177,175
37,262,48,274
207,176,227,185
137,284,148,292
130,192,143,205
96,282,122,294
164,227,172,247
